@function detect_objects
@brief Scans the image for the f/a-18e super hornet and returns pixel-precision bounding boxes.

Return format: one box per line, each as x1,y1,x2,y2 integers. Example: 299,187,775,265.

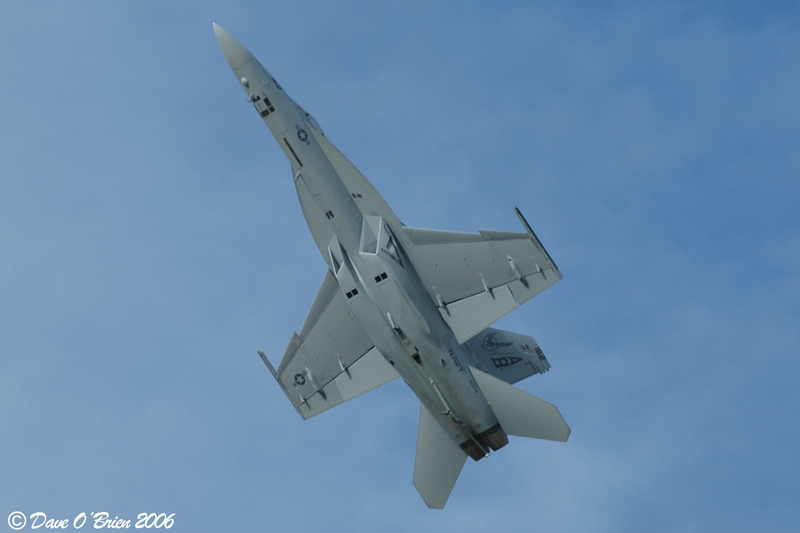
214,24,570,509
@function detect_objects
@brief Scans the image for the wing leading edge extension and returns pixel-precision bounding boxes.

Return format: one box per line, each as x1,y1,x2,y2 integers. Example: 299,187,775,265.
260,270,399,419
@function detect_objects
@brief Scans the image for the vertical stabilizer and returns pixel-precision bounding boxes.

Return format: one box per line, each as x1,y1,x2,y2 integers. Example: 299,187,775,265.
413,404,468,509
471,367,571,442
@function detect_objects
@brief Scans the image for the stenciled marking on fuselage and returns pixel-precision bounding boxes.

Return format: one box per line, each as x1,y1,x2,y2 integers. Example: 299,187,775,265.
296,126,310,145
448,348,465,372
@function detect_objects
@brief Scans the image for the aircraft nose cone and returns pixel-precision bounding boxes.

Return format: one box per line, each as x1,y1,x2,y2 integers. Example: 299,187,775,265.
212,23,254,70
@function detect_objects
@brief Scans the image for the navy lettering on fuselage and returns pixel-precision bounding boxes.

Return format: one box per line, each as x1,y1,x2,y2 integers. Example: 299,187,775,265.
448,348,465,372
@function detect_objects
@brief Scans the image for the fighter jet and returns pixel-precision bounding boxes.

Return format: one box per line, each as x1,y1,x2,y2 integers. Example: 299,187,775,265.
214,24,570,509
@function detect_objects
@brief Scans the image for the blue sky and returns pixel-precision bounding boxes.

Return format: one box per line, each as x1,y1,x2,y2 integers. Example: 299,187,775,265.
2,2,798,531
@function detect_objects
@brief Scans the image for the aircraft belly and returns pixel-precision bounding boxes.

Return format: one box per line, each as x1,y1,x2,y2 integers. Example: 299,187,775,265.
344,246,501,452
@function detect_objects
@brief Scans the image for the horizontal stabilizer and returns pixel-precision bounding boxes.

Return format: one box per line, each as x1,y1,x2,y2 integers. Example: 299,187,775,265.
471,367,570,442
413,404,468,509
461,327,551,385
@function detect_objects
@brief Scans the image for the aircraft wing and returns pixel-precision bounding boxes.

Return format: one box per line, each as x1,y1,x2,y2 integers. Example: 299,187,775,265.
266,269,400,419
403,210,561,344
